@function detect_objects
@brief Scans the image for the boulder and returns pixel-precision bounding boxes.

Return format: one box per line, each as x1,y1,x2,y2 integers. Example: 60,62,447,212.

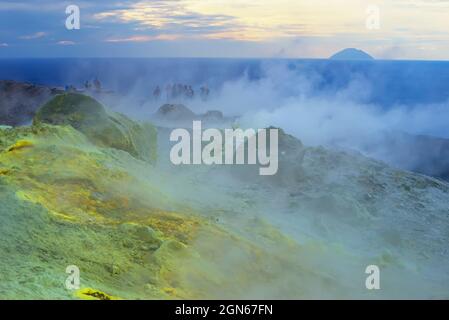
202,110,224,121
33,93,157,163
0,80,59,126
155,104,196,121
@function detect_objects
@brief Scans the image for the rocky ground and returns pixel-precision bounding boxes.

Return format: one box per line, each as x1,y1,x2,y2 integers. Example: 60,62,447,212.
1,92,449,299
0,80,62,126
3,80,449,181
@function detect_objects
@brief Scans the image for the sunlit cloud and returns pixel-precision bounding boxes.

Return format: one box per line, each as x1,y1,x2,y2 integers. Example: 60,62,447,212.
105,34,179,42
91,0,449,46
1,0,449,59
93,0,313,41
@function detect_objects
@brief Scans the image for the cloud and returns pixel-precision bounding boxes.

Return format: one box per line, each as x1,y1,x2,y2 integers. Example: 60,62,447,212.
393,0,449,8
94,1,240,39
57,40,75,45
92,0,306,41
19,31,46,40
0,42,8,47
0,0,97,12
1,0,449,59
105,34,179,42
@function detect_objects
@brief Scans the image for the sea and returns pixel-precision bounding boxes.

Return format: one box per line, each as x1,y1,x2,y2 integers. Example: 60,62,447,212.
1,58,449,109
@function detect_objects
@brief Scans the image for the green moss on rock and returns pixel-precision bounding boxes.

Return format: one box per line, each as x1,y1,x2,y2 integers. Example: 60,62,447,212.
33,93,157,163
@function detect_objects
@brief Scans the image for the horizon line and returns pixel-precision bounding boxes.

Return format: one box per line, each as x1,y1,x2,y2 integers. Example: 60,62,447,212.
0,56,449,62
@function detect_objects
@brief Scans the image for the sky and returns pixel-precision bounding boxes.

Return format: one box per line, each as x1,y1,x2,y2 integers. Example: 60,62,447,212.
0,0,448,59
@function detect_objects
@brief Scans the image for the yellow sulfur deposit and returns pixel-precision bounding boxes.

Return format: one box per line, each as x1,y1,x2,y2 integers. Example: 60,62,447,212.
0,119,303,300
6,140,33,152
75,288,122,300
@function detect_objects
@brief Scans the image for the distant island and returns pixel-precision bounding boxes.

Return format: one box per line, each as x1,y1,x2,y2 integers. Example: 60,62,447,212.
329,48,374,60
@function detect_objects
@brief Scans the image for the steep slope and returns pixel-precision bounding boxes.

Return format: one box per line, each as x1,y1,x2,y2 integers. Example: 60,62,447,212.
1,96,449,299
0,100,316,299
